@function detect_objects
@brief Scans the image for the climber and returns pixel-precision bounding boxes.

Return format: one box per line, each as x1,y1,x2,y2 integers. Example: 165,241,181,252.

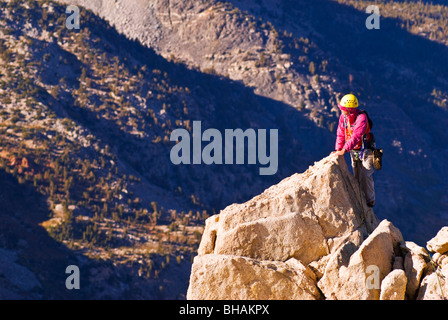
331,94,376,207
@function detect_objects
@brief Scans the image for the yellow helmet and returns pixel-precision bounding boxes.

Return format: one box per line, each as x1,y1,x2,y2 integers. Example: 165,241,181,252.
339,94,358,108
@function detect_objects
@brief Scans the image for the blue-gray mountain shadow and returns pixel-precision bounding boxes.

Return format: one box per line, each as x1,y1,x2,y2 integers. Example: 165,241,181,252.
31,2,333,215
0,166,194,299
0,168,91,299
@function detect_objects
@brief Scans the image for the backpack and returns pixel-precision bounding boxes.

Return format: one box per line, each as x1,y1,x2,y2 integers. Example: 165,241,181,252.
359,110,373,130
359,110,382,169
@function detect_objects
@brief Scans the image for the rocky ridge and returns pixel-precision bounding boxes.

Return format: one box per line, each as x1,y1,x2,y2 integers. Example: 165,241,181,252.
187,156,448,300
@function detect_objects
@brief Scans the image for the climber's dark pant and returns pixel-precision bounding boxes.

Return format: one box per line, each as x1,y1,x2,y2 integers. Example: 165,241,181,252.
350,149,375,204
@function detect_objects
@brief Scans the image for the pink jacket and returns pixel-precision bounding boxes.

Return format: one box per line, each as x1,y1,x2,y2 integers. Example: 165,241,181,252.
335,109,368,151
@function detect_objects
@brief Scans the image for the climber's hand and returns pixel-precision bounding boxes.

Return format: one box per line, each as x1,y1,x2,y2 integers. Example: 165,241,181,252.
331,149,346,157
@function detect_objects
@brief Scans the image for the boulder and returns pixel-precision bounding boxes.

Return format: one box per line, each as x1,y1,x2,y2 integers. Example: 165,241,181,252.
318,219,403,300
392,256,404,270
197,214,219,256
380,269,407,300
433,252,448,268
400,241,430,299
186,255,321,300
417,269,447,300
417,250,448,300
211,156,379,264
427,227,448,255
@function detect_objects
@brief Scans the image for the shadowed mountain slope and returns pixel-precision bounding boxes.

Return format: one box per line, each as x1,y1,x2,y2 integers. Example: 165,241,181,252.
54,0,448,244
